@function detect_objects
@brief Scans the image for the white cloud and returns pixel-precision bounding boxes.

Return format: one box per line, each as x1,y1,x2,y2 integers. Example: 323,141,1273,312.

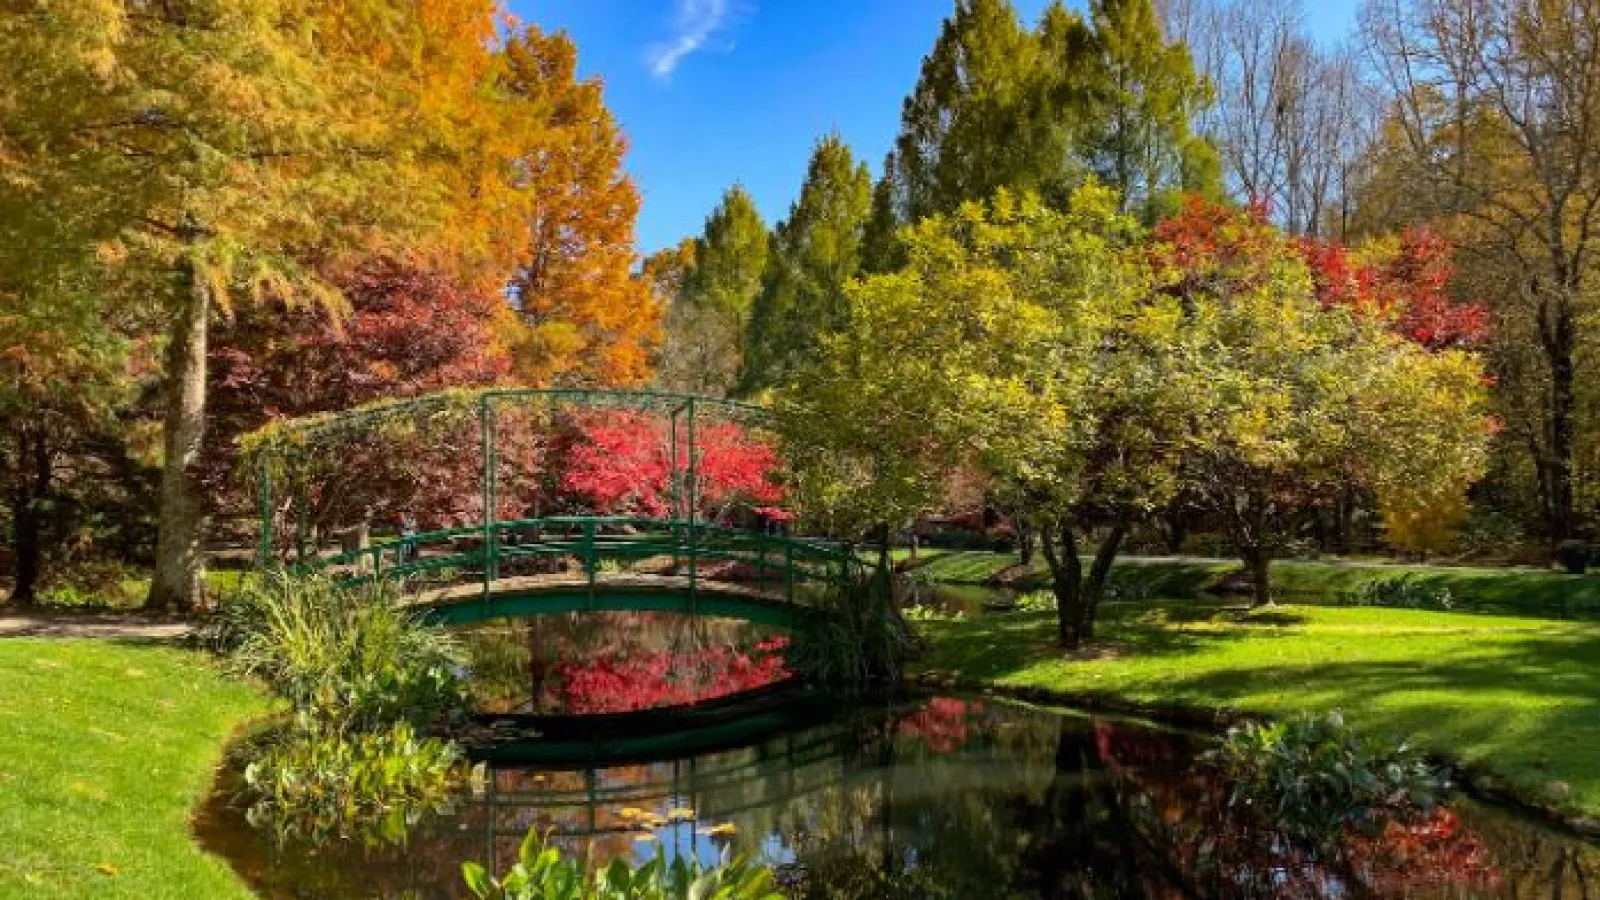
646,0,741,79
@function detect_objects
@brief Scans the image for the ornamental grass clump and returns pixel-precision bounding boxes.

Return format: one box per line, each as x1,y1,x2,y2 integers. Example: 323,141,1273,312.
218,572,470,847
1208,711,1449,847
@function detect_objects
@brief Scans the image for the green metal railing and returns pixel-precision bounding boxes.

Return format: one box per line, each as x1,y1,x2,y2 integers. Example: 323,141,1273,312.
291,515,861,611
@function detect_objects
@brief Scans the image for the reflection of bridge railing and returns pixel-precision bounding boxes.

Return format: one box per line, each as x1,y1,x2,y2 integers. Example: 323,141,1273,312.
294,516,862,620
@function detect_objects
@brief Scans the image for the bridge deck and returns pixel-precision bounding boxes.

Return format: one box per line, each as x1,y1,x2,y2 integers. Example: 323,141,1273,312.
408,573,820,628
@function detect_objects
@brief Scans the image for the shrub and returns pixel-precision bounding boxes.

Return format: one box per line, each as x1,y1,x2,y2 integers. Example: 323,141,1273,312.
1014,590,1056,613
461,830,783,900
1208,711,1448,846
218,573,471,848
244,719,461,848
785,573,912,687
1346,574,1454,611
218,573,467,732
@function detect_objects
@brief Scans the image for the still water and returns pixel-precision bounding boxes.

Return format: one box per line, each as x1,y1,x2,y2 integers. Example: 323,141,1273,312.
202,680,1600,899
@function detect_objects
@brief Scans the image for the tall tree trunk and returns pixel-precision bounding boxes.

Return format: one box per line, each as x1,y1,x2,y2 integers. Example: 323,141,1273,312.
1038,520,1084,649
147,264,210,613
1078,520,1130,644
9,428,50,606
1538,287,1576,547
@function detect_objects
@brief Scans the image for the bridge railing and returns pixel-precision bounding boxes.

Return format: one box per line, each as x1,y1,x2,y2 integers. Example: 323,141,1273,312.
290,516,861,610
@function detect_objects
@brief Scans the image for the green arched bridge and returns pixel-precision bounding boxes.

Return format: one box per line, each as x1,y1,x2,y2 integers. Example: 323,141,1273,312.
251,388,873,627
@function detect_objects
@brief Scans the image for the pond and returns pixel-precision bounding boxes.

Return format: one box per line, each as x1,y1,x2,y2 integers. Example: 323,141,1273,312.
201,638,1600,899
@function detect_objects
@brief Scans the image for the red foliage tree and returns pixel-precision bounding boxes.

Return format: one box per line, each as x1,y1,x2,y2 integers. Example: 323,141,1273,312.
208,255,511,524
1299,228,1489,350
1153,196,1488,350
552,410,783,522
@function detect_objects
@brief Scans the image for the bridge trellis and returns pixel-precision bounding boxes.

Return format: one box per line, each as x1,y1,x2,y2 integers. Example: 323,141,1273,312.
247,388,865,620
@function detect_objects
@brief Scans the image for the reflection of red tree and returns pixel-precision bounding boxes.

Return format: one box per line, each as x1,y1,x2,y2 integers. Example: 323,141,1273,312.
898,698,982,754
548,636,791,714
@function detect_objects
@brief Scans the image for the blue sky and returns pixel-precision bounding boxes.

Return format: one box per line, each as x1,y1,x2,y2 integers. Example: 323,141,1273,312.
507,0,1361,254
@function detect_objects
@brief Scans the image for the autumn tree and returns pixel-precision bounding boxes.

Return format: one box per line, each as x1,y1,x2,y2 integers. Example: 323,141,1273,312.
1153,198,1491,603
742,135,873,394
1359,0,1600,546
498,27,660,388
0,0,525,610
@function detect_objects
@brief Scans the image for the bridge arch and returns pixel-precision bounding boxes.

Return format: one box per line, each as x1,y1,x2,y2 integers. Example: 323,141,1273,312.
244,388,868,625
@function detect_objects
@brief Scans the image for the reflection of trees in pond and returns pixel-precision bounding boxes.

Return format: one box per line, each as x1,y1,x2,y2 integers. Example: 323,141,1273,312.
201,694,1600,900
460,613,790,714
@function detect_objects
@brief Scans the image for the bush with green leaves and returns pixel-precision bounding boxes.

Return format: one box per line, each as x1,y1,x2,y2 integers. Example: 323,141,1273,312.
1346,574,1454,611
244,719,462,847
1208,711,1448,846
218,572,467,732
1014,590,1056,613
462,830,783,900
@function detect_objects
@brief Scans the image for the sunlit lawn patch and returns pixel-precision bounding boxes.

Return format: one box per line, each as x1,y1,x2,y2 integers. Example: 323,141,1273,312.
0,639,268,899
917,602,1600,818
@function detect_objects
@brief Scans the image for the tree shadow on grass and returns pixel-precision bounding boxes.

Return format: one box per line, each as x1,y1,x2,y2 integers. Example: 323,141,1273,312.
918,601,1281,682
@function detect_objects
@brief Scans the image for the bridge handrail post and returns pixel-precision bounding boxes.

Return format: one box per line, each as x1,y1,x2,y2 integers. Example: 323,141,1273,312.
583,517,597,610
785,541,795,605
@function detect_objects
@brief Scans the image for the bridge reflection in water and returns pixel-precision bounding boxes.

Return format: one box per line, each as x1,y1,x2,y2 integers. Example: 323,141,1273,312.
202,689,1600,900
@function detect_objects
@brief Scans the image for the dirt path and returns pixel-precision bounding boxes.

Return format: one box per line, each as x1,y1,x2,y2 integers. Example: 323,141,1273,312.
0,609,195,641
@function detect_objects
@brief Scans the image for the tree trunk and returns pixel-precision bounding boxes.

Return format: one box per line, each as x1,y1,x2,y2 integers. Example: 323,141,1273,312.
1038,520,1084,649
1078,521,1129,644
1242,545,1272,608
1017,516,1035,567
147,264,210,613
1537,282,1577,547
8,428,50,606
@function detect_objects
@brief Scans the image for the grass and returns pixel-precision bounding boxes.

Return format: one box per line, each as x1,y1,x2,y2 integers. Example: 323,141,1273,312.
916,602,1600,818
900,549,1600,619
0,639,270,899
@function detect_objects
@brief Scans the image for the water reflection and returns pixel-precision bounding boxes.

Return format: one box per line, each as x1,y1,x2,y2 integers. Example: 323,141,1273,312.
459,612,791,715
201,692,1600,899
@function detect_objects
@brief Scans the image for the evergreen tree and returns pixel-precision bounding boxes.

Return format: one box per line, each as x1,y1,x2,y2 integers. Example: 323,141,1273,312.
743,135,873,393
682,185,770,389
887,0,1078,225
1076,0,1220,219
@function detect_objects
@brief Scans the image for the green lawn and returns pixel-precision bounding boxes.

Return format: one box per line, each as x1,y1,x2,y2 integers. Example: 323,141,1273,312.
0,639,269,899
916,602,1600,819
901,549,1600,619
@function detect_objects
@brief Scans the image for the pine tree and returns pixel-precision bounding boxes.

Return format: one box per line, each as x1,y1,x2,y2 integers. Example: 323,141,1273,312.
888,0,1071,224
742,135,873,393
1077,0,1220,219
681,185,770,391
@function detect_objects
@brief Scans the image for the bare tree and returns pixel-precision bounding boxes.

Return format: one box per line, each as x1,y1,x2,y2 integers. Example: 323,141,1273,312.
1359,0,1600,544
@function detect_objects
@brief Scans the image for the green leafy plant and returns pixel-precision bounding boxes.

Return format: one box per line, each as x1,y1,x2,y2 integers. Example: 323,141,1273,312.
1014,590,1057,613
462,830,783,900
902,604,964,623
217,573,471,847
1208,711,1448,846
243,719,461,848
1347,575,1454,611
217,572,467,732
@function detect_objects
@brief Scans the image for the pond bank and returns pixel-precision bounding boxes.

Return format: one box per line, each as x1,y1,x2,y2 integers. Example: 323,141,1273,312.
911,602,1600,837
